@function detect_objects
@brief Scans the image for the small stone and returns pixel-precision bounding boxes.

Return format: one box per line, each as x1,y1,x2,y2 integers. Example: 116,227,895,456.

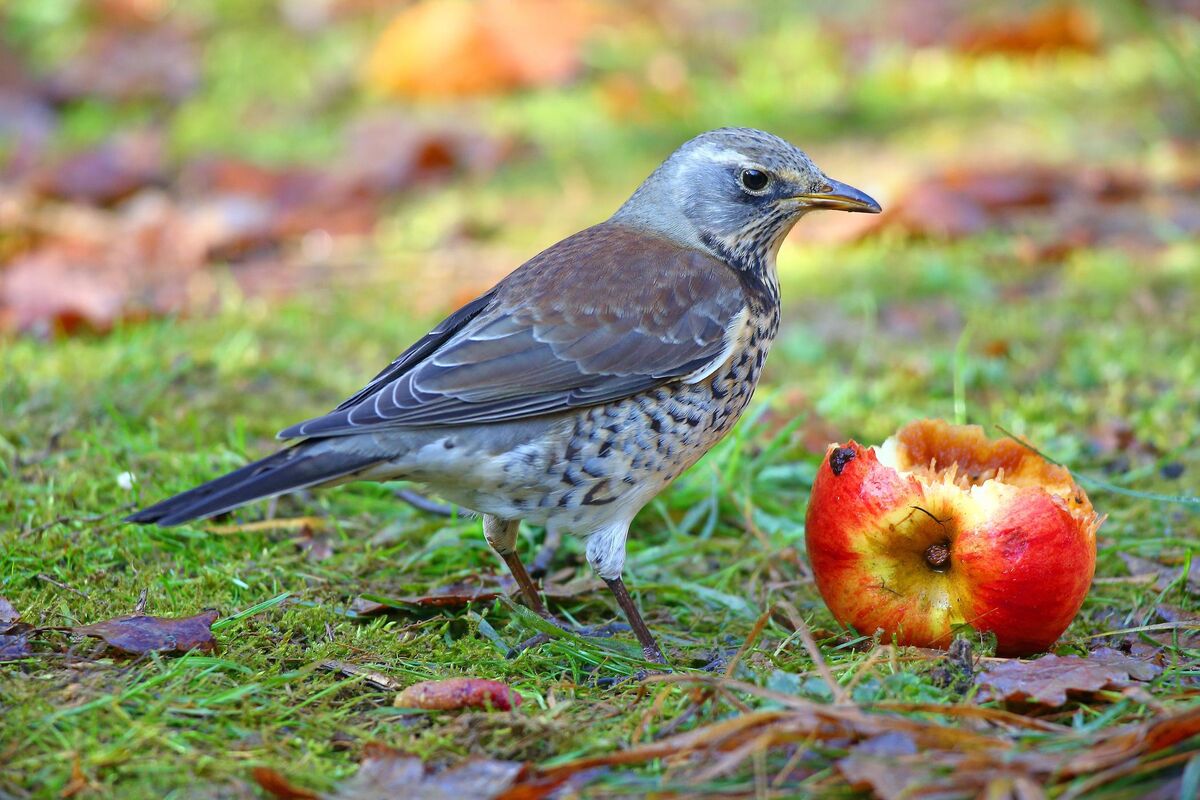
1160,462,1184,480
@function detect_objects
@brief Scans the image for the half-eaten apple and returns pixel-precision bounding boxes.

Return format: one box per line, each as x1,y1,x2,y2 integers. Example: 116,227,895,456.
804,419,1101,657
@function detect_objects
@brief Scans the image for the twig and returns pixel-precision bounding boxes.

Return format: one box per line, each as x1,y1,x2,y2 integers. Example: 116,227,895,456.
206,517,327,534
841,645,886,698
21,507,132,538
36,574,89,599
633,685,674,744
724,606,774,679
775,599,850,705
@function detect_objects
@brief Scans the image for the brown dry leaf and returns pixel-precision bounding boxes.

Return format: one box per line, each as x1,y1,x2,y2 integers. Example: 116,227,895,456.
0,596,19,631
395,678,522,712
0,633,32,661
3,113,511,337
1119,553,1200,595
60,755,93,799
71,609,218,655
0,595,33,661
836,731,927,800
333,114,515,198
46,25,199,103
363,0,601,99
860,161,1185,263
33,129,165,206
255,743,538,800
974,650,1162,706
294,526,335,562
0,239,185,336
1060,707,1200,776
252,768,319,800
955,4,1101,56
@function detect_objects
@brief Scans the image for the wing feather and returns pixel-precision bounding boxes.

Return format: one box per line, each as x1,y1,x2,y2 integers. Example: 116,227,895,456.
279,223,746,438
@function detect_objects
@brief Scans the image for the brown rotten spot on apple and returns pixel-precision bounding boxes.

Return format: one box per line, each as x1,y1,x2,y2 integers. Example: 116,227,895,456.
805,419,1102,657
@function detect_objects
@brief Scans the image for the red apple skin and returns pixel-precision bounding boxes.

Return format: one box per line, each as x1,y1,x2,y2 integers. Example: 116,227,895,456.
805,441,1097,657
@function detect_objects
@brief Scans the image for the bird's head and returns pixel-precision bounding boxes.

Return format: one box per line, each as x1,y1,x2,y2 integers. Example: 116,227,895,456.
614,128,880,273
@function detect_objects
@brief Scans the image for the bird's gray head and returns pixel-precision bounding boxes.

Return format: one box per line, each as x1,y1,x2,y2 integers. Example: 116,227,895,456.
613,128,880,272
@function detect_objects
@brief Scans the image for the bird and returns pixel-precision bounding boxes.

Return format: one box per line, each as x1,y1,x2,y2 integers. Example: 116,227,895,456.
126,128,881,664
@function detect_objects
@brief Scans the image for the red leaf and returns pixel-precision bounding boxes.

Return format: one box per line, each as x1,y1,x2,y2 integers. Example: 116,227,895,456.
395,678,522,711
252,767,320,800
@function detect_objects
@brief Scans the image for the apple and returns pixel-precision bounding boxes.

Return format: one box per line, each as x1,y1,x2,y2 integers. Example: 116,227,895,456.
804,419,1101,657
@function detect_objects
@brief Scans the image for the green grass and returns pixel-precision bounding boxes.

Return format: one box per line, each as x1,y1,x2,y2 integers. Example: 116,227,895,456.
2,2,1199,797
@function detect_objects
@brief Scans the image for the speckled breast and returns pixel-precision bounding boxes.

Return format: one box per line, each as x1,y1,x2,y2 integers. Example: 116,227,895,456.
525,303,781,530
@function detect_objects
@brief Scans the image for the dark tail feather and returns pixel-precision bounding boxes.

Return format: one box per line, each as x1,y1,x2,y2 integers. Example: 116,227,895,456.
125,442,379,526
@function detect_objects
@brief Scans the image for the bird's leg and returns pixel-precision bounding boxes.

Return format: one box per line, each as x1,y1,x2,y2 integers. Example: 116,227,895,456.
483,515,547,616
604,576,667,665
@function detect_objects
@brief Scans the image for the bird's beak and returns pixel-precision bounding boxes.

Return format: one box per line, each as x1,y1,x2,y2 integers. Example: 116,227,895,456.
793,178,882,214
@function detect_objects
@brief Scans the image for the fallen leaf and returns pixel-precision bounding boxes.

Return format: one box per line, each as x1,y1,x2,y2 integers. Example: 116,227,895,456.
254,743,536,800
1059,707,1200,775
0,596,19,631
334,114,514,199
836,731,925,800
363,0,601,98
252,768,319,800
337,745,524,800
348,597,388,616
33,129,165,206
974,650,1162,706
46,26,199,103
0,633,32,661
395,678,522,711
0,242,152,336
71,610,218,655
0,595,34,659
1119,553,1200,595
294,526,335,562
857,160,1194,264
955,5,1101,57
60,755,92,799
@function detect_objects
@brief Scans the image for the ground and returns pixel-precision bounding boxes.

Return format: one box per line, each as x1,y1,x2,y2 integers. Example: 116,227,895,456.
1,2,1198,797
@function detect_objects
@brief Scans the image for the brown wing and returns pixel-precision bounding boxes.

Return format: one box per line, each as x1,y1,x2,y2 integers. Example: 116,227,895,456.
278,222,747,437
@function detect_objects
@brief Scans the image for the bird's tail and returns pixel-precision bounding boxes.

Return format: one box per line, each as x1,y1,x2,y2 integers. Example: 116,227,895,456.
125,440,381,526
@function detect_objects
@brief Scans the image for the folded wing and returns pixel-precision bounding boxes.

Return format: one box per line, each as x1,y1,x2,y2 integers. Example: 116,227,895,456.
278,223,746,438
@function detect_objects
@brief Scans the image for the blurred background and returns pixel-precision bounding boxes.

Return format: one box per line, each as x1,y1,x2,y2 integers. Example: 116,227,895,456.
3,6,1198,793
2,0,1198,477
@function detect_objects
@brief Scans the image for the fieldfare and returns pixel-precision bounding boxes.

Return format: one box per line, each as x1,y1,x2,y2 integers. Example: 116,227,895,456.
127,128,881,664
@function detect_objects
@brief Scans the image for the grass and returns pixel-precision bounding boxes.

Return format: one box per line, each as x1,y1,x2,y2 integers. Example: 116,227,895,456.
2,2,1199,797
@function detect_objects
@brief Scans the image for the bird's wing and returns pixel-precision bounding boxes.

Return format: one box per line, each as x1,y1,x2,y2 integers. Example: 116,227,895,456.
278,223,748,438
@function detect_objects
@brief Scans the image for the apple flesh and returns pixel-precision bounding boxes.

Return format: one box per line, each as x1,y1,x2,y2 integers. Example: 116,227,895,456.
804,419,1101,657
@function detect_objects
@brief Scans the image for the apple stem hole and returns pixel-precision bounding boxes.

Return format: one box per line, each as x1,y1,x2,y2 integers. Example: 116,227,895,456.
925,541,951,572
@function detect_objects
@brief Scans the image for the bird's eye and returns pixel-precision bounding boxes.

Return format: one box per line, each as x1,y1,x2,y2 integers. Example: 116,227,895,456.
740,169,770,192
